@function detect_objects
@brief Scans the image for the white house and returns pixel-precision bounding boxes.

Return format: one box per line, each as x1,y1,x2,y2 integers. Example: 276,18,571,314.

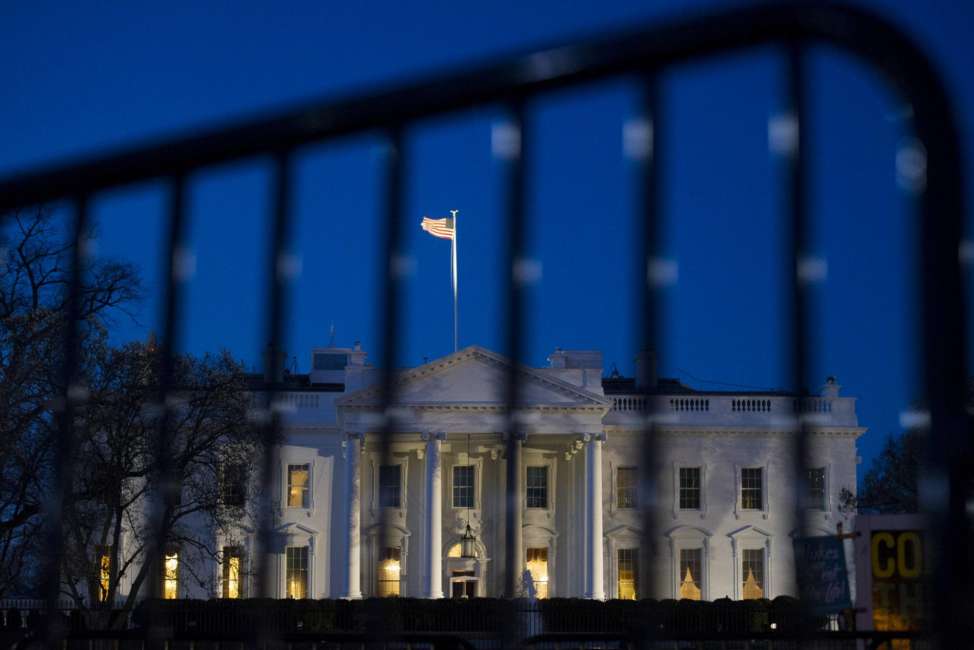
166,343,864,602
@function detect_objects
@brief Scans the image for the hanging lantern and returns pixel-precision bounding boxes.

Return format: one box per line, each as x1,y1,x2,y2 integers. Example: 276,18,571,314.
460,523,478,559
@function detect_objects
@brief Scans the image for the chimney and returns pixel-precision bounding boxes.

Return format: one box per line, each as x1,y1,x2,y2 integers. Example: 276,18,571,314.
634,350,657,391
348,341,367,367
820,376,841,397
547,347,567,368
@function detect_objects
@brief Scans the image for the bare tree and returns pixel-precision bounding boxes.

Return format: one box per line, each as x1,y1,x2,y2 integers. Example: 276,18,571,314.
0,207,140,597
1,208,257,623
60,338,257,621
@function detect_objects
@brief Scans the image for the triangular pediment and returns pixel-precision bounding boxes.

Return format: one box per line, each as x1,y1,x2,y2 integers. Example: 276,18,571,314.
337,346,610,411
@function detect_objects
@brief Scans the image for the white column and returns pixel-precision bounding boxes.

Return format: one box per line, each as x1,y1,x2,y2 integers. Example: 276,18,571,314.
584,432,606,600
345,432,363,599
505,432,525,597
424,431,445,598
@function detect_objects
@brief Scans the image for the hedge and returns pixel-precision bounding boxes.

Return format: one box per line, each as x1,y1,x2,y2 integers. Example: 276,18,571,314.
129,596,809,637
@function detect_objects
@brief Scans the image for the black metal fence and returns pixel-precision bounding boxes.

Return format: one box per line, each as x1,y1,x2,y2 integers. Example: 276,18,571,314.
0,598,929,649
0,2,968,649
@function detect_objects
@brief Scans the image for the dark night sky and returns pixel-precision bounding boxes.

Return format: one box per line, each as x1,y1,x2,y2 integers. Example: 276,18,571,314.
2,0,972,472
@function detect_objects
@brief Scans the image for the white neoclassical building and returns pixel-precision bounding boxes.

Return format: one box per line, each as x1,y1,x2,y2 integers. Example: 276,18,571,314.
153,343,863,603
213,343,862,603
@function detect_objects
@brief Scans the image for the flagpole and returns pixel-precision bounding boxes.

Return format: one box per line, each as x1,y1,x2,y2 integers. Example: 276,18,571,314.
450,209,459,353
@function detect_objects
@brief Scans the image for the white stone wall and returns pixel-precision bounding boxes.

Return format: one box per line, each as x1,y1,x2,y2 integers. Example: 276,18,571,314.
262,428,856,600
113,346,862,603
602,430,858,601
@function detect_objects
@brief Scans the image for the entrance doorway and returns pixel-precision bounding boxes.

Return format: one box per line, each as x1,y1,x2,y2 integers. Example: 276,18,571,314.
450,570,478,598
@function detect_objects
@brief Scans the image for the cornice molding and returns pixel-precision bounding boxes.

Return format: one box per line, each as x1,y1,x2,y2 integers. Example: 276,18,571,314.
337,346,610,411
341,402,608,414
602,425,866,438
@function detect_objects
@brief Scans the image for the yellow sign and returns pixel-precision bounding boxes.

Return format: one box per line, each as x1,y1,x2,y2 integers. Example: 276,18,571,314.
870,530,924,633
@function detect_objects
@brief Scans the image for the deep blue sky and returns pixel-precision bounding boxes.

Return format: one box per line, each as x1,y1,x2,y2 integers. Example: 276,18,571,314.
2,1,972,471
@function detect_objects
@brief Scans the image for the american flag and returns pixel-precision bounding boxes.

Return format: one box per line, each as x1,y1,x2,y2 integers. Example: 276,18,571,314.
421,215,455,240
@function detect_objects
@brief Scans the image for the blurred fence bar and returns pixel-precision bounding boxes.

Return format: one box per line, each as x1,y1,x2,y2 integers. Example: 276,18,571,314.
144,176,188,646
255,151,294,610
43,195,89,646
502,100,527,608
783,43,814,640
635,74,661,650
0,3,967,649
376,127,405,643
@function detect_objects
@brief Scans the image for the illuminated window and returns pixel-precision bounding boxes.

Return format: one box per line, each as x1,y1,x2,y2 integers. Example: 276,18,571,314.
287,464,310,508
447,543,462,558
741,548,765,600
741,468,763,510
162,549,179,600
223,547,242,599
526,547,549,598
617,548,638,600
526,467,548,509
679,467,701,510
97,546,112,603
806,467,826,510
222,463,247,507
377,547,401,597
453,465,474,508
379,465,401,508
679,548,702,600
617,468,637,509
285,546,308,599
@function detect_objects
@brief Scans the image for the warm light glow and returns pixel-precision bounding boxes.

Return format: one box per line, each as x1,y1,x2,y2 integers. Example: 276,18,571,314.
225,556,240,599
288,465,309,508
618,577,637,600
377,552,401,597
679,566,701,600
288,577,306,599
163,552,179,600
742,568,763,600
618,558,637,600
98,552,111,602
447,544,462,558
618,548,639,600
285,546,309,599
526,548,549,599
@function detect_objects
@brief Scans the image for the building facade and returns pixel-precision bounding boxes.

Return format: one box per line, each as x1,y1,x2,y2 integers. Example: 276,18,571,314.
166,344,864,602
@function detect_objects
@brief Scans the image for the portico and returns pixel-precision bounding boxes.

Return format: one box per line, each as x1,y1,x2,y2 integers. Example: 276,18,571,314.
336,346,611,599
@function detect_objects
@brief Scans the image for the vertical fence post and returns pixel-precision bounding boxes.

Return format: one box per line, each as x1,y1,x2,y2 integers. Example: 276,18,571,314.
909,32,972,648
634,74,661,649
500,98,527,604
496,98,528,650
254,149,294,650
372,126,405,638
44,194,89,649
146,174,188,649
782,43,813,636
